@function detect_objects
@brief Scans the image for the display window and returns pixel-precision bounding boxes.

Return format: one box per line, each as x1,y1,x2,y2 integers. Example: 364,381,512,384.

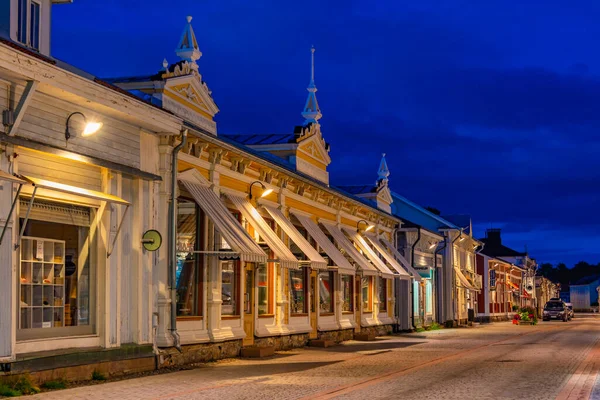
319,271,334,314
378,278,387,312
221,260,240,316
175,198,204,318
362,276,373,312
341,274,354,312
18,199,95,340
257,262,274,315
290,268,308,315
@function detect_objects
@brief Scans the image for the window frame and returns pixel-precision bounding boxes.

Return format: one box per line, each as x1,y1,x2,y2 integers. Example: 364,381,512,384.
175,197,204,320
290,267,309,316
341,274,354,313
378,277,387,312
16,0,42,51
319,271,335,315
362,276,373,313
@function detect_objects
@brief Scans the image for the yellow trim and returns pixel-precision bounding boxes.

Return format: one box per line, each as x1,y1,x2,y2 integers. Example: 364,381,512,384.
296,149,328,171
164,89,214,120
177,161,210,180
220,174,250,194
285,197,336,221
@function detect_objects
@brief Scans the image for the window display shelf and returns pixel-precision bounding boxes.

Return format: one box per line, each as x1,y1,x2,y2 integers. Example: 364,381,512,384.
19,237,65,330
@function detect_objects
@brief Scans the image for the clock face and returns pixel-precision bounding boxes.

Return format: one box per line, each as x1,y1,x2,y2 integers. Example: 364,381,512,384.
142,230,163,252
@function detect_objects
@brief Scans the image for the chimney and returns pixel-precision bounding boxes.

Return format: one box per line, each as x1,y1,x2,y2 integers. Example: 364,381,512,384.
486,228,502,245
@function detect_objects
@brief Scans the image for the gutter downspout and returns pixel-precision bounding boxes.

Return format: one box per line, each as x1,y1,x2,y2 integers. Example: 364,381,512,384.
168,129,187,352
434,237,447,323
450,229,463,323
411,228,421,329
392,225,401,333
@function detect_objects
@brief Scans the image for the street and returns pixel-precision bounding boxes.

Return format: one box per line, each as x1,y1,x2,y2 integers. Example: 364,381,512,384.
32,315,600,400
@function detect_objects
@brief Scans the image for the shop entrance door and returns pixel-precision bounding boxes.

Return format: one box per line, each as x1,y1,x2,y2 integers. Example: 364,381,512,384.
309,270,318,339
354,275,361,333
243,264,255,347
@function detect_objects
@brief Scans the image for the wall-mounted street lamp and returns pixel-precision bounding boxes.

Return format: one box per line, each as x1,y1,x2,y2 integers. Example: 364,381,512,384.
429,242,436,249
356,219,374,233
65,112,103,141
248,181,273,200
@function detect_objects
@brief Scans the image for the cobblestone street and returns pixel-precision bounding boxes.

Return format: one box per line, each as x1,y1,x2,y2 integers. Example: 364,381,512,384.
31,315,600,400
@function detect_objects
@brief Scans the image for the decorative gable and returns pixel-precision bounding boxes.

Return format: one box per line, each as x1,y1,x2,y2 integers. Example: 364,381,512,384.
375,184,393,214
293,123,331,184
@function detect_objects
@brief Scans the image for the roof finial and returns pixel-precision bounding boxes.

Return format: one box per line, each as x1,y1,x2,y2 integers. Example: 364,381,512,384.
301,46,322,125
175,15,202,71
377,153,390,186
161,58,169,71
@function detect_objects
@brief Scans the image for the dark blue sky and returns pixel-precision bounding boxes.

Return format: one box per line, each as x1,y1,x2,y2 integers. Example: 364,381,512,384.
52,1,600,267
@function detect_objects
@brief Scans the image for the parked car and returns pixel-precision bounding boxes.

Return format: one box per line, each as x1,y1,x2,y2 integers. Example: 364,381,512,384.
542,300,570,322
565,303,574,320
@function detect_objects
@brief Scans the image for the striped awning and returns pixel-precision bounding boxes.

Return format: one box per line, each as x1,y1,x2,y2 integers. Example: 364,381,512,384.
378,238,422,281
455,267,477,291
290,211,355,274
225,193,299,270
178,170,267,264
261,205,327,270
363,234,410,278
321,221,379,276
342,228,396,278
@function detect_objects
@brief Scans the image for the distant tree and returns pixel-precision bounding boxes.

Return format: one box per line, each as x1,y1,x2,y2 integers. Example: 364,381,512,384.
538,262,555,278
425,206,441,215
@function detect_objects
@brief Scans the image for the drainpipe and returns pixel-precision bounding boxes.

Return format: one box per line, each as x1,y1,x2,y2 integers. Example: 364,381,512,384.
434,237,447,323
450,229,463,323
168,129,187,352
411,228,421,329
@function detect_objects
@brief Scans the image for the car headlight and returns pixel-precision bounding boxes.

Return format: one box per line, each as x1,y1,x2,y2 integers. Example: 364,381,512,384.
543,311,549,315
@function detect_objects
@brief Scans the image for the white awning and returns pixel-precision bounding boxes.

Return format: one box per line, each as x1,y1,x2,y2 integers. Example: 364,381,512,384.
225,193,299,270
342,228,396,278
290,211,355,274
178,171,267,264
379,238,423,281
261,205,327,270
22,175,130,205
321,221,379,276
0,170,28,185
455,267,477,291
363,235,410,278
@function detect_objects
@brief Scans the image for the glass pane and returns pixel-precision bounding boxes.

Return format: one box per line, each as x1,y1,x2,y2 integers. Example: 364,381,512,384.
290,269,306,314
17,0,27,44
257,264,269,315
379,279,387,311
319,272,333,314
341,274,353,312
362,277,371,312
176,199,200,317
222,261,237,315
30,1,40,50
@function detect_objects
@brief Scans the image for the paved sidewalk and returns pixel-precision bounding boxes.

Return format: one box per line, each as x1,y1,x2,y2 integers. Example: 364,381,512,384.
30,319,600,400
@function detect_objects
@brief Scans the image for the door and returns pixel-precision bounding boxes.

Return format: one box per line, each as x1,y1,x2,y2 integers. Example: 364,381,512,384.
243,264,254,346
309,271,318,339
354,275,361,332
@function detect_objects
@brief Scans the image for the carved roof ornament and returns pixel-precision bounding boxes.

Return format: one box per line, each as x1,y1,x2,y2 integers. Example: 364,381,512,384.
301,46,322,126
176,16,202,70
377,153,390,187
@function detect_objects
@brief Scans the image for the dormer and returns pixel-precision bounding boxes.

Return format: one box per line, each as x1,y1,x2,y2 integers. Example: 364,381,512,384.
4,0,71,57
106,16,219,135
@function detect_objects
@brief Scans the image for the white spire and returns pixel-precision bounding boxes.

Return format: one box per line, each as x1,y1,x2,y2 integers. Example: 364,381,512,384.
377,153,390,185
301,46,322,126
176,15,202,70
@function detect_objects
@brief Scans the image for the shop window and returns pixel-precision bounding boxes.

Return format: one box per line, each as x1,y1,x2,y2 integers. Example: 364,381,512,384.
290,268,308,315
413,281,420,316
221,261,239,316
362,276,373,312
257,263,273,315
490,269,496,287
426,280,433,314
176,198,204,318
378,278,387,312
341,274,354,312
18,199,94,339
319,271,334,314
